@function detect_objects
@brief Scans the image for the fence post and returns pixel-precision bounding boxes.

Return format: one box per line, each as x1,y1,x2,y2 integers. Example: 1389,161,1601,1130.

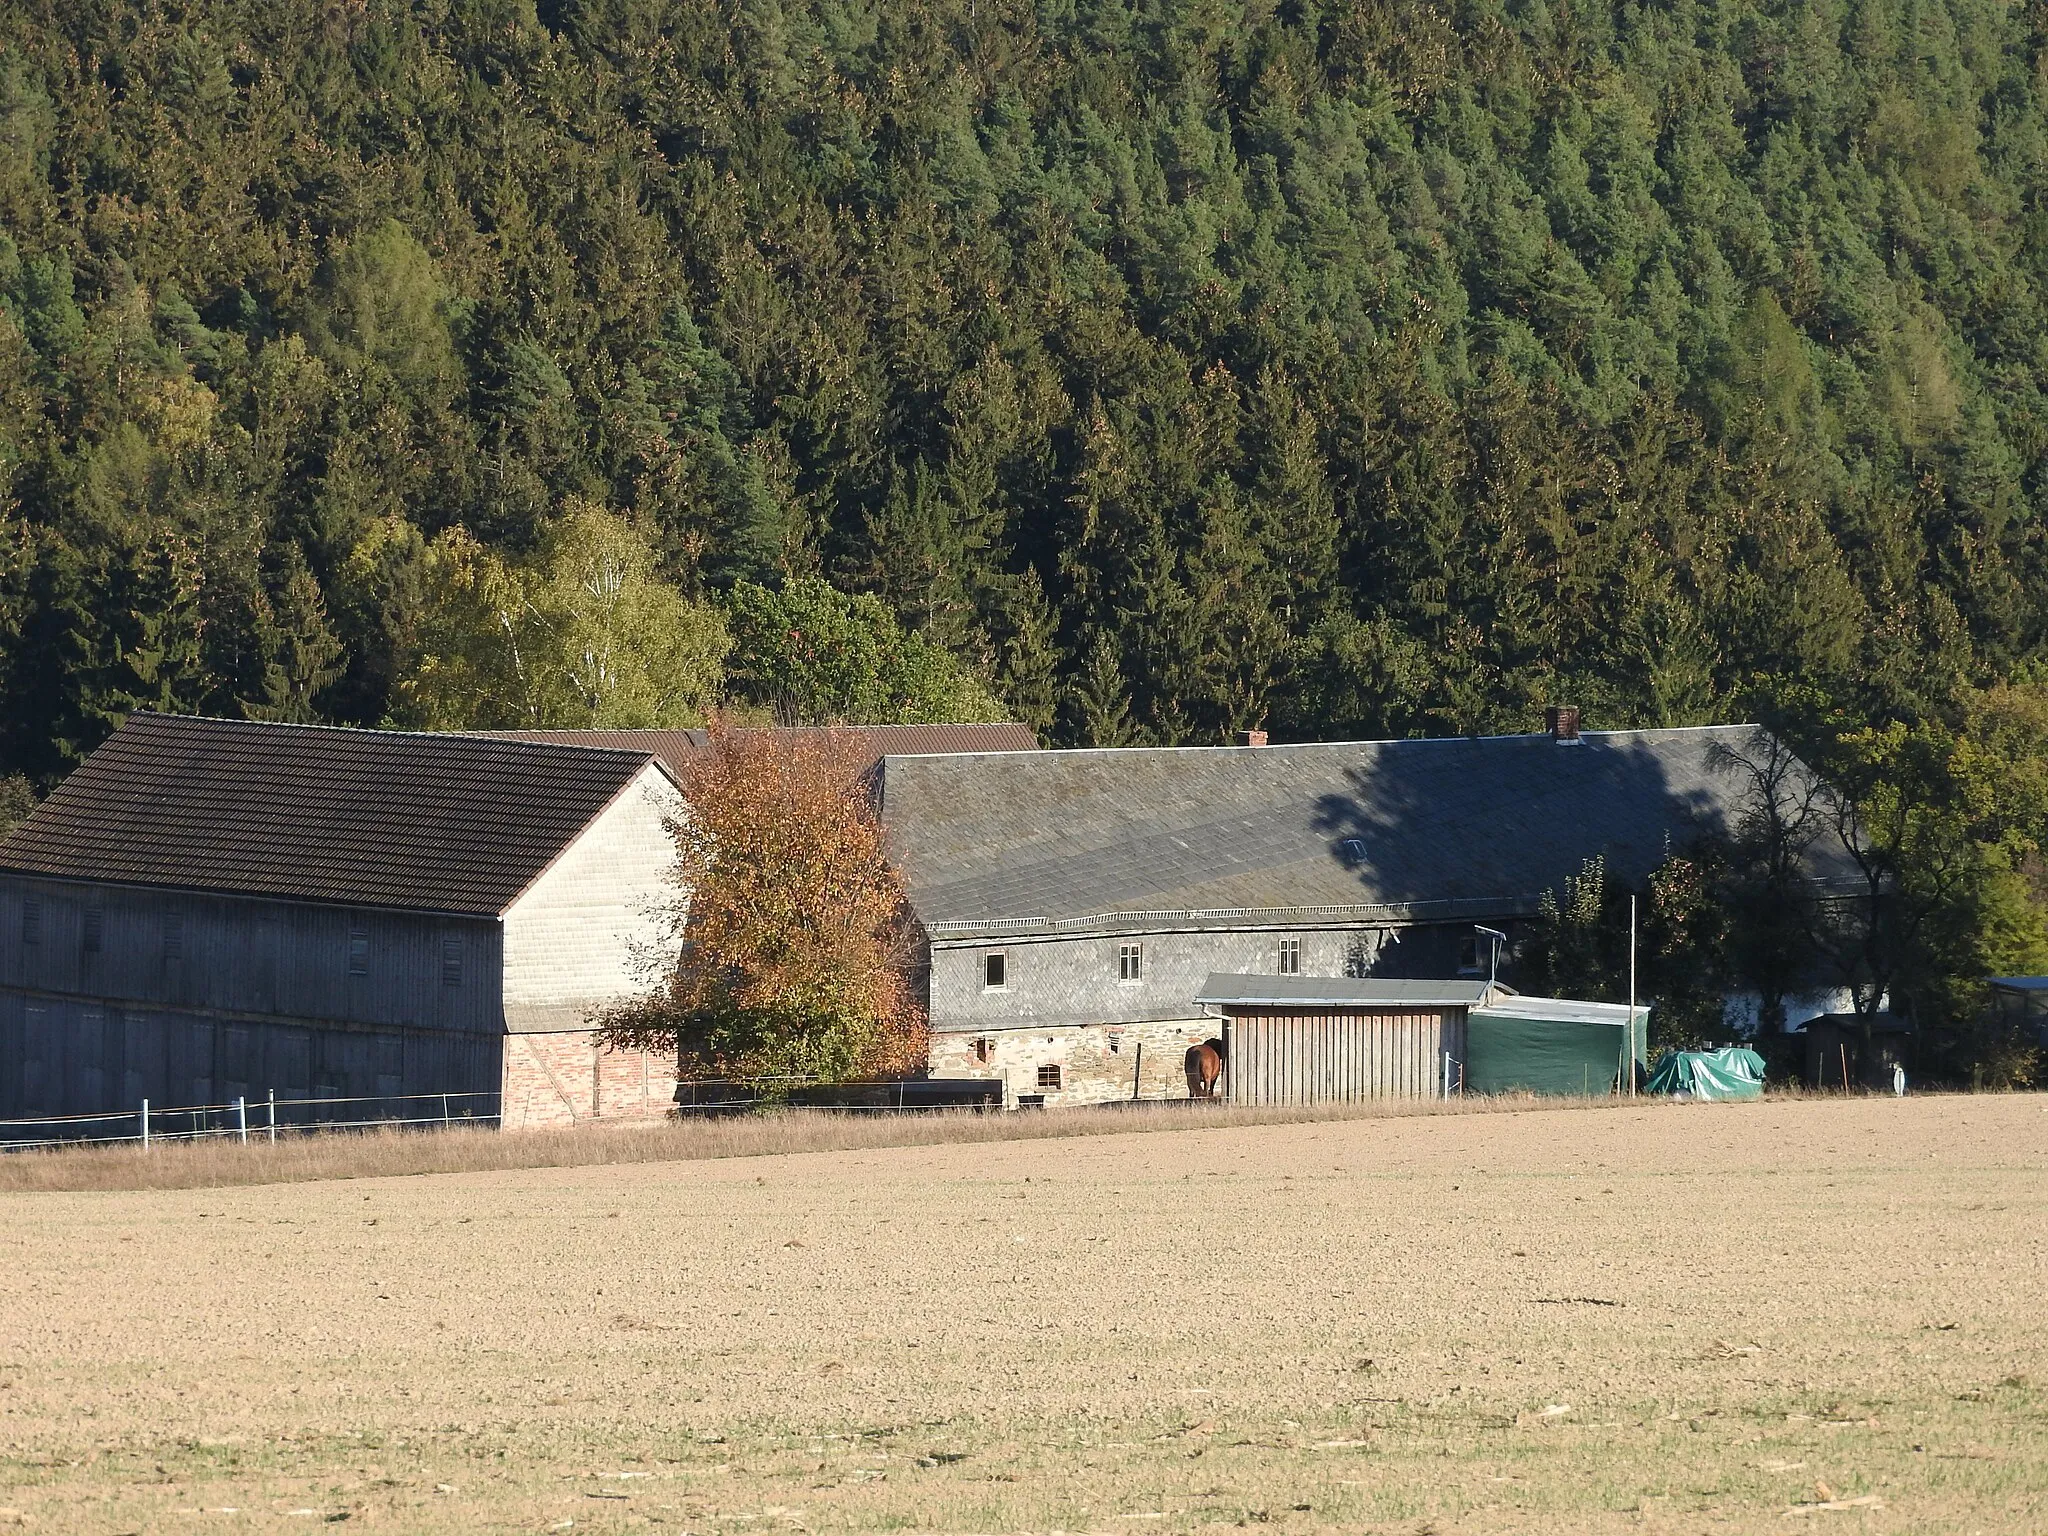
237,1095,248,1145
140,1098,150,1151
268,1089,276,1144
441,1092,450,1127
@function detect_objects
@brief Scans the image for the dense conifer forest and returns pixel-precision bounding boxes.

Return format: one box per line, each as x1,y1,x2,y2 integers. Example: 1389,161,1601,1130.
8,0,2048,1067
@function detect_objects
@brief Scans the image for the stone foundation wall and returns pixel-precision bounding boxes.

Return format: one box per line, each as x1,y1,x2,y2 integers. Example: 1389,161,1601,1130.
928,1019,1221,1108
501,1029,677,1130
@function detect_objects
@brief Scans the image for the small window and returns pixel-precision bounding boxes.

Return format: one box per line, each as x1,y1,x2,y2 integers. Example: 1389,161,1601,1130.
163,912,183,962
347,929,369,977
442,936,464,988
1457,935,1482,976
983,951,1006,990
1118,942,1142,982
82,901,103,954
1036,1063,1062,1090
21,895,40,946
972,1036,993,1065
1277,938,1300,975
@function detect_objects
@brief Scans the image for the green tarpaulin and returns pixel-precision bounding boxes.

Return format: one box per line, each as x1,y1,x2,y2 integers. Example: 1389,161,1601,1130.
1465,1007,1648,1097
1645,1047,1766,1100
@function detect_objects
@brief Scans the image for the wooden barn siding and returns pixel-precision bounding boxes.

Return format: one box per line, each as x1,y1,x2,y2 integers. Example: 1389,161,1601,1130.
1224,1008,1466,1105
0,876,507,1120
0,988,501,1120
0,876,505,1034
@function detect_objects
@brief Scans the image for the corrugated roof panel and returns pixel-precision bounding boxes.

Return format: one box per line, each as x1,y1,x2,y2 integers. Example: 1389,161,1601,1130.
1197,974,1499,1008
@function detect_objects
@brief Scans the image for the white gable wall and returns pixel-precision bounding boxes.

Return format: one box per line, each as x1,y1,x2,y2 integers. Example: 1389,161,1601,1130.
500,761,684,1023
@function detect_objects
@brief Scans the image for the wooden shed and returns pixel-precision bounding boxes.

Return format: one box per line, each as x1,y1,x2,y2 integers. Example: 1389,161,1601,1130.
1197,976,1502,1105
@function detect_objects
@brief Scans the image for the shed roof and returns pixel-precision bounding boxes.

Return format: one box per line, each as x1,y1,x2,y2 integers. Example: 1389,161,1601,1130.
1477,994,1649,1025
1197,975,1502,1009
883,725,1852,936
495,722,1038,780
0,713,661,916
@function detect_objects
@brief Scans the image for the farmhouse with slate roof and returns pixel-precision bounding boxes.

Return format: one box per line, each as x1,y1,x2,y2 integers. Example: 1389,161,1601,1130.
0,713,685,1131
879,717,1854,1107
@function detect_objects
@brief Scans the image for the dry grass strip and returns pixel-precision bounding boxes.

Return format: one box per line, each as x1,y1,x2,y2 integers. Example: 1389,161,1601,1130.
0,1089,1717,1194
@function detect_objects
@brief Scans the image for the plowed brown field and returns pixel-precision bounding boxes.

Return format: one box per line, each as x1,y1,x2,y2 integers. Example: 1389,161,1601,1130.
1,1094,2043,1534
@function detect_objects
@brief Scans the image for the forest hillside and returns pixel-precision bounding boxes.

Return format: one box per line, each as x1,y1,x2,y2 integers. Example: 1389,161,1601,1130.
7,0,2048,772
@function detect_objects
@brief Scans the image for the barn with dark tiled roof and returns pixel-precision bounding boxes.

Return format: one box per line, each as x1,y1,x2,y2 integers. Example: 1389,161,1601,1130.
0,714,687,1133
878,718,1856,1107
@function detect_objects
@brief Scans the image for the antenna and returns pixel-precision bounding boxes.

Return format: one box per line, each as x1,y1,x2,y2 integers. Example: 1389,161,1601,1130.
1473,924,1508,987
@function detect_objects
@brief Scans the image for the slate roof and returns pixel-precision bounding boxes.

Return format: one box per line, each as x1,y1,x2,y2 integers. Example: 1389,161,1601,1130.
494,722,1038,780
881,725,1854,936
0,713,661,915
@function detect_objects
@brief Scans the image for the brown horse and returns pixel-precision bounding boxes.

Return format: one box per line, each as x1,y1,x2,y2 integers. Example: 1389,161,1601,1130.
1185,1037,1227,1099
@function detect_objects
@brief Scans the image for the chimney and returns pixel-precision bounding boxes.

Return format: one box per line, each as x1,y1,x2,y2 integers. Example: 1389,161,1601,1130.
1235,729,1269,748
1545,706,1581,744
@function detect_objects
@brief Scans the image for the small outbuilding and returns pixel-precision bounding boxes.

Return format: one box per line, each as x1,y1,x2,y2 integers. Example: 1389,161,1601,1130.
1801,1012,1913,1090
1464,995,1648,1097
1989,977,2048,1049
1194,976,1648,1104
1196,975,1494,1104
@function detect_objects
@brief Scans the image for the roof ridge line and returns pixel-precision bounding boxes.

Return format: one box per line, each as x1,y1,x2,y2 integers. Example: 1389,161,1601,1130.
126,711,657,759
906,723,1765,758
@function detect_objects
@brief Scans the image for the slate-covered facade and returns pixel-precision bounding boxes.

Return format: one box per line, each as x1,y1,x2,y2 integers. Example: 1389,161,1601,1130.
881,720,1852,1107
0,714,684,1131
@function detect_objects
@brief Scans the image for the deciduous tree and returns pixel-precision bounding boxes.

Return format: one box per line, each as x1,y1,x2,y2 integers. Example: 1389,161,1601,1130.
596,725,927,1085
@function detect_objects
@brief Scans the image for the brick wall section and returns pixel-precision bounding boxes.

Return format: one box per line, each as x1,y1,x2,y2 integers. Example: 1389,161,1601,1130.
928,1020,1220,1108
501,1028,678,1129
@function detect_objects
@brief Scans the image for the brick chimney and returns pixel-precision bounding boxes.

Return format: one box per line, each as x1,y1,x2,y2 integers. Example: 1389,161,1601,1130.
1235,729,1269,747
1545,705,1581,744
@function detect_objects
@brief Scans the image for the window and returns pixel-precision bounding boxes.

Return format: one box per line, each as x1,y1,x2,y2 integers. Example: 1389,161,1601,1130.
1118,942,1142,982
163,912,183,962
1457,934,1482,976
1277,938,1300,975
347,929,369,977
442,936,464,988
82,901,103,954
972,1037,993,1065
21,895,39,947
983,951,1006,990
1036,1063,1062,1090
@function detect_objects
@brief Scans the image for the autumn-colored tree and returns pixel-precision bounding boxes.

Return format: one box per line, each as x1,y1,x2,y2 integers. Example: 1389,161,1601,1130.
596,724,927,1086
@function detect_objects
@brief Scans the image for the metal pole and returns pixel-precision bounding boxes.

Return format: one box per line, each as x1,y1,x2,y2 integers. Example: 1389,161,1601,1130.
237,1096,247,1145
268,1089,276,1144
141,1098,150,1151
1628,894,1639,1098
442,1092,450,1127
